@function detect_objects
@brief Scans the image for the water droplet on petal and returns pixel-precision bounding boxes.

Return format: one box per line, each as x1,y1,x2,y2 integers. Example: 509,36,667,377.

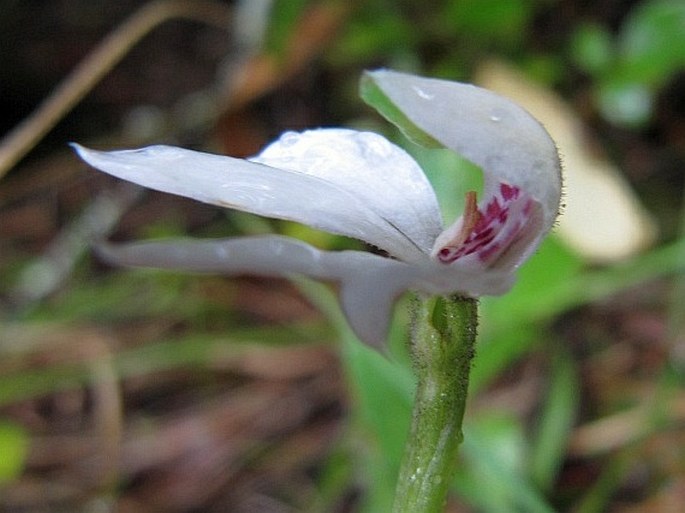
489,107,507,123
355,131,393,160
279,131,300,147
412,86,434,100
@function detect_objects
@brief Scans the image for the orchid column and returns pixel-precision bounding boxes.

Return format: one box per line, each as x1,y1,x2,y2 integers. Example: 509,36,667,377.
73,70,562,512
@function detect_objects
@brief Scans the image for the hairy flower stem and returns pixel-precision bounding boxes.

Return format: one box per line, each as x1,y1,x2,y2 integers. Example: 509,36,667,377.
392,294,478,513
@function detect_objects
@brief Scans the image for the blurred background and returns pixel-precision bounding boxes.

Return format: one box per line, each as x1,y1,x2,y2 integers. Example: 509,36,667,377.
1,0,684,511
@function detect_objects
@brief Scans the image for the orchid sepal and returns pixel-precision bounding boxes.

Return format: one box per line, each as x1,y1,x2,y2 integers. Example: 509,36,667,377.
362,69,562,235
95,235,513,347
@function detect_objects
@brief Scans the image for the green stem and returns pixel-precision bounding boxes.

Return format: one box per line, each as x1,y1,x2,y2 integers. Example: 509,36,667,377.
392,294,478,513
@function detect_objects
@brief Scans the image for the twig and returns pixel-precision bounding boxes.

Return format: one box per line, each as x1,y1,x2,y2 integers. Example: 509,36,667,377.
10,182,143,305
0,0,232,179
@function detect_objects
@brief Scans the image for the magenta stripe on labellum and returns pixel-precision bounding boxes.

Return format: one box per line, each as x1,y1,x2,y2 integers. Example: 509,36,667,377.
436,183,536,265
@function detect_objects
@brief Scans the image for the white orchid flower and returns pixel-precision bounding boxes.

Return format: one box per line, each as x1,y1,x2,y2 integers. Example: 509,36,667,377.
73,70,561,347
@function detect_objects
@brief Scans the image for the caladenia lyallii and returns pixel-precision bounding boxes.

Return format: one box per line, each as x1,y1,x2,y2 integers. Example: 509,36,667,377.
74,69,562,512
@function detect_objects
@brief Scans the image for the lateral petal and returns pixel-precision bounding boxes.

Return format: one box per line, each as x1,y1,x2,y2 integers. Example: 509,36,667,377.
96,235,514,347
72,143,427,261
250,129,443,255
95,235,410,347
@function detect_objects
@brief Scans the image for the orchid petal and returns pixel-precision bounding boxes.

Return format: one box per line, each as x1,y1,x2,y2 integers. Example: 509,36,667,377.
72,143,428,261
432,184,546,273
95,235,411,346
96,235,514,346
361,69,562,233
250,129,443,255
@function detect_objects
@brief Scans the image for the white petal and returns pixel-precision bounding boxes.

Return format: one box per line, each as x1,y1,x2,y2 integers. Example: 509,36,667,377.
72,143,427,261
95,235,411,347
250,129,443,254
432,184,547,274
364,69,562,233
96,234,514,346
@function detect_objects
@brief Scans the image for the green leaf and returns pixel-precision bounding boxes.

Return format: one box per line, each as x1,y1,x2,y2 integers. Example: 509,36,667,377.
0,421,29,483
343,336,414,513
472,236,583,391
530,346,579,491
309,446,355,513
618,0,685,85
475,235,685,393
331,13,417,65
294,279,415,513
461,423,556,513
481,235,583,326
444,0,534,47
570,23,615,75
265,0,310,54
